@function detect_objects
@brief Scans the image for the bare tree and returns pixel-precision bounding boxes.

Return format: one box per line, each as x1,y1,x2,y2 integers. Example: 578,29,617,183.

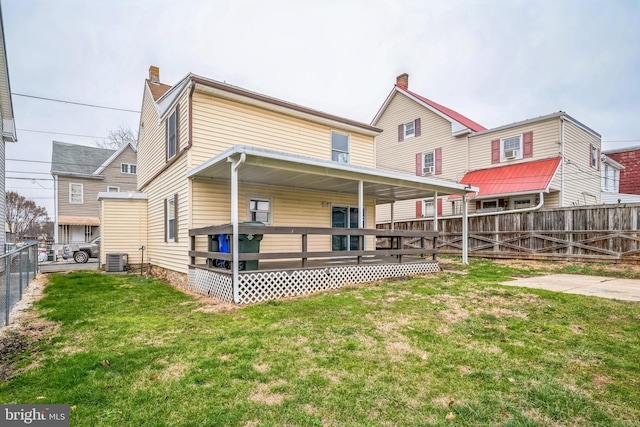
96,126,137,150
5,192,49,240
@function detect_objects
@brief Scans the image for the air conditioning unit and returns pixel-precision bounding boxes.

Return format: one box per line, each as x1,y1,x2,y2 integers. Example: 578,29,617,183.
106,253,128,272
423,166,434,175
504,150,517,159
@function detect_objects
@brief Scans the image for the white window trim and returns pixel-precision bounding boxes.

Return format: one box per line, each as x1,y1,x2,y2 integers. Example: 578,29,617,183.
248,196,272,225
501,134,523,162
481,199,498,209
166,195,176,243
69,183,83,204
107,186,120,192
422,150,435,175
121,163,137,174
591,146,599,169
422,198,435,217
331,131,350,164
512,198,532,209
404,121,415,139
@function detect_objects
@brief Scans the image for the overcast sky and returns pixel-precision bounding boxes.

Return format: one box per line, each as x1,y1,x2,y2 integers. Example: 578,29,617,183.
3,0,639,215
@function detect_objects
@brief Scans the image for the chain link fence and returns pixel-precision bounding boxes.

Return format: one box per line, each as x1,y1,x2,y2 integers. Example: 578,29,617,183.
0,244,38,326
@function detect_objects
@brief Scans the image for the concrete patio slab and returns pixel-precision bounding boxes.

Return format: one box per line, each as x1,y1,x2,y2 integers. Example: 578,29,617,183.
501,274,640,302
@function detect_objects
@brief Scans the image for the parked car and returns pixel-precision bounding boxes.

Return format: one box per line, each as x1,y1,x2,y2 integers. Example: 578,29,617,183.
62,237,100,263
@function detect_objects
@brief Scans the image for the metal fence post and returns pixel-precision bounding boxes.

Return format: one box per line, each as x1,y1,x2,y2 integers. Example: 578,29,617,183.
5,255,10,326
19,249,23,299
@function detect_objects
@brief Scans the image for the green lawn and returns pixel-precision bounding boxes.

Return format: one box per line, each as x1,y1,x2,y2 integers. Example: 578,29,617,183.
1,259,639,426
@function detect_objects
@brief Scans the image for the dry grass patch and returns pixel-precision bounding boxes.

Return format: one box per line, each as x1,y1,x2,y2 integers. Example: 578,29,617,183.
249,379,287,405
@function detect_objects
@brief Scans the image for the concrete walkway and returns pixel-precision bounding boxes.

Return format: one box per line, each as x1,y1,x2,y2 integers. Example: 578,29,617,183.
501,274,640,302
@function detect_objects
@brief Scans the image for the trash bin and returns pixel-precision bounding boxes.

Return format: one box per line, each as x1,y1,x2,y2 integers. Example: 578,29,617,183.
238,221,264,271
210,234,231,269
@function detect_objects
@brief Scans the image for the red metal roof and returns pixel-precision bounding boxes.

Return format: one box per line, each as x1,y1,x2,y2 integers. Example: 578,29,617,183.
453,157,562,198
396,85,487,132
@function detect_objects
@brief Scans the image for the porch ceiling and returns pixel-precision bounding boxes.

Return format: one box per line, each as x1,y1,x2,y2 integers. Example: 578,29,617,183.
187,145,477,203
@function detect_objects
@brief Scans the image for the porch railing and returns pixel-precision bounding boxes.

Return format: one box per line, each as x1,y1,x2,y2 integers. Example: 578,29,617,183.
189,224,438,269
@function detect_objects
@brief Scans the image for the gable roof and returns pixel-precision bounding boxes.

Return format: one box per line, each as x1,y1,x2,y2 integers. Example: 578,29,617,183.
146,79,172,101
372,85,486,134
50,141,116,176
151,72,382,136
94,142,137,175
454,157,562,199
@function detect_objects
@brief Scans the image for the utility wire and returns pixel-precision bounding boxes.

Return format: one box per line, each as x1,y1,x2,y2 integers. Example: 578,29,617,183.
12,93,141,113
17,128,110,139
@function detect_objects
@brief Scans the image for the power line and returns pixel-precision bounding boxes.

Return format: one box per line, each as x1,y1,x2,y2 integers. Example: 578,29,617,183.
6,177,54,181
17,128,109,139
12,93,141,113
7,170,52,175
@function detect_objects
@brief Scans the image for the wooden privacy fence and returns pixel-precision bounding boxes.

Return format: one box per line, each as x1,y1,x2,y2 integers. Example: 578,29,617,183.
377,203,640,263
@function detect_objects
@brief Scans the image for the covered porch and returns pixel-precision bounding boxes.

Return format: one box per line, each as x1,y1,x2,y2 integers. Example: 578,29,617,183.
187,145,477,304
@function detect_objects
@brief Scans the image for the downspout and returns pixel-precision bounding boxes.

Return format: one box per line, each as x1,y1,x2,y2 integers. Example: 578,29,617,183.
462,194,468,265
228,152,246,304
560,117,565,207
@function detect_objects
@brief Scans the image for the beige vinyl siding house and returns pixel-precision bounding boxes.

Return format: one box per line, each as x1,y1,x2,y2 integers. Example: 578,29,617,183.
98,193,148,267
51,142,138,244
374,73,602,223
103,66,475,303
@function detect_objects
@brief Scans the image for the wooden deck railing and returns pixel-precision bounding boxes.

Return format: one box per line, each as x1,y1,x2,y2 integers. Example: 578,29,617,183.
189,224,438,268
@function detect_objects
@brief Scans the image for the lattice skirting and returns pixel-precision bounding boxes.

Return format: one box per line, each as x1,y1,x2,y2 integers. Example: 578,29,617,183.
187,268,234,302
189,262,440,304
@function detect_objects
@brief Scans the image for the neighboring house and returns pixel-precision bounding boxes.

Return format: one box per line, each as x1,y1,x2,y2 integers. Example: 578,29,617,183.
0,5,17,252
374,73,602,223
51,141,138,244
99,66,476,304
600,152,640,204
603,146,640,195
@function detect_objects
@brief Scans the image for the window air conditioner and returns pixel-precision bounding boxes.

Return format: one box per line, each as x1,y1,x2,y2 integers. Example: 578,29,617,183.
504,150,517,159
423,166,434,175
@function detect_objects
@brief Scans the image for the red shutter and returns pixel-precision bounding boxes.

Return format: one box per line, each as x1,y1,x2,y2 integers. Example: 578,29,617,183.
415,118,421,137
415,153,422,176
416,200,423,217
398,124,404,142
435,147,442,175
437,198,443,216
597,149,601,171
476,201,481,210
523,131,533,158
491,139,500,164
589,144,593,168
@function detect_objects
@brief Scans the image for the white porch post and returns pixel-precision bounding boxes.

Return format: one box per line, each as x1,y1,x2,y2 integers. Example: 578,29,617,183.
462,194,468,265
390,203,395,230
228,153,246,304
433,191,438,231
358,180,364,250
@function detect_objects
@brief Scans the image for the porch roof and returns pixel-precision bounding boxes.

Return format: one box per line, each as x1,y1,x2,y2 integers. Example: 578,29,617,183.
187,145,477,203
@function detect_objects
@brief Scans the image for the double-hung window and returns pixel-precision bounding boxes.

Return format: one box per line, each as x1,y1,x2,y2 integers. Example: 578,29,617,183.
422,151,435,175
423,199,435,217
501,135,522,161
165,195,177,242
404,121,415,138
121,163,137,174
591,145,599,169
167,108,178,161
331,131,349,163
69,183,83,204
249,197,271,223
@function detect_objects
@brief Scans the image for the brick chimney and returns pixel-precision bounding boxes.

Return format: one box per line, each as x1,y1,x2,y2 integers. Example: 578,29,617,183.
396,73,408,89
149,66,160,84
